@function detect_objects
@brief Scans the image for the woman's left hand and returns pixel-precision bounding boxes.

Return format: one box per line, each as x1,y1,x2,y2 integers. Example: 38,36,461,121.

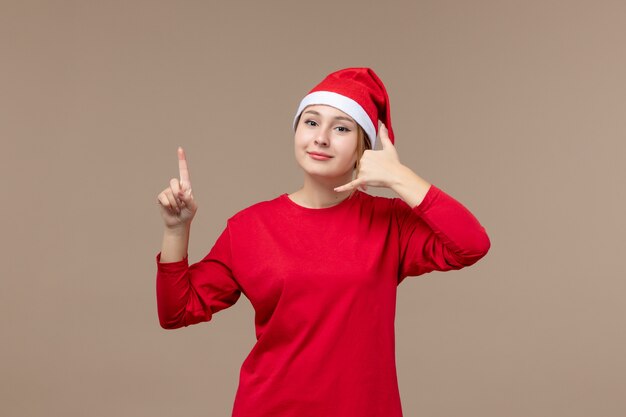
334,123,404,192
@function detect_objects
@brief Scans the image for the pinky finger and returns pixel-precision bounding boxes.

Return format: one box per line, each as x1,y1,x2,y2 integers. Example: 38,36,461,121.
334,179,360,192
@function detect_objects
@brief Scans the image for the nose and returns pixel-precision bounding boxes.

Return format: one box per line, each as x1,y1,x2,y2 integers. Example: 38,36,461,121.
314,129,330,146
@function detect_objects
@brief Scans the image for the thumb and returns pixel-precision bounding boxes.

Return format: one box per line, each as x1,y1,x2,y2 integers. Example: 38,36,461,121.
379,123,393,150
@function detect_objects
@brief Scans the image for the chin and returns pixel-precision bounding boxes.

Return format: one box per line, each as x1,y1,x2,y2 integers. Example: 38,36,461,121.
303,167,353,182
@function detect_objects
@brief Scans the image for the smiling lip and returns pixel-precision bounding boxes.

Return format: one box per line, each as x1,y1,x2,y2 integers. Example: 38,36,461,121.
308,151,332,160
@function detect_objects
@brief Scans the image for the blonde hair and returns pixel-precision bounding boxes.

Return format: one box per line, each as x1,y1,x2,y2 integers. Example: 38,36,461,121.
349,125,372,198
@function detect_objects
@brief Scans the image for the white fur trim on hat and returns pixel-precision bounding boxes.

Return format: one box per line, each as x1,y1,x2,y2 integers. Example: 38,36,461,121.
293,91,378,149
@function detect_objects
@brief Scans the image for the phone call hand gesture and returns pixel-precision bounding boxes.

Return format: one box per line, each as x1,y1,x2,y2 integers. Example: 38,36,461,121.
334,124,402,193
157,147,198,229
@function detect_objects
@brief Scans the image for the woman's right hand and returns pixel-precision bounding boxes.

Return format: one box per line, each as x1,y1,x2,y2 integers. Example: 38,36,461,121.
157,147,198,229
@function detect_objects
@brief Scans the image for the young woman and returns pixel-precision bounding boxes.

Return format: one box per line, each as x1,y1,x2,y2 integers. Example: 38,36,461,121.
155,67,491,417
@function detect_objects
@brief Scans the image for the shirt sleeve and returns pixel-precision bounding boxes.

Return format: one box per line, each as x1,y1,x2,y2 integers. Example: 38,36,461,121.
155,224,243,329
395,184,491,284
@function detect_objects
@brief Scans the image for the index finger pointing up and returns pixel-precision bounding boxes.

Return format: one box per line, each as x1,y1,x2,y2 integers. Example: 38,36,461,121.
178,146,191,188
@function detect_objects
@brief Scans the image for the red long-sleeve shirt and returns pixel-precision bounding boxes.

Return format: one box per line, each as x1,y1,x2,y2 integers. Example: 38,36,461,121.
155,184,490,417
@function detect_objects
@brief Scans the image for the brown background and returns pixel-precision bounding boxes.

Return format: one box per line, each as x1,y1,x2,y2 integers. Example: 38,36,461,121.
2,1,625,416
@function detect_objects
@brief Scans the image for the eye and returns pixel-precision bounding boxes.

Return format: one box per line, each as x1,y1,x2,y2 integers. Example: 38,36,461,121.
335,126,351,133
304,119,318,127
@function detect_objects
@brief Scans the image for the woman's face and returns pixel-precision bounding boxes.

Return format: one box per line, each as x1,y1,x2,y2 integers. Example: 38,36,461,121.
294,104,359,181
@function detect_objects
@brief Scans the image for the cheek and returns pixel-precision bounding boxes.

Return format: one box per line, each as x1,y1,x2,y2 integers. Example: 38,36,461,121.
293,139,303,156
293,134,309,163
340,138,359,159
294,130,309,148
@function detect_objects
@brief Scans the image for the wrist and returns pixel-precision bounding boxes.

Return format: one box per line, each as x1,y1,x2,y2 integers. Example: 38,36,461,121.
388,163,415,189
389,165,432,208
164,223,191,236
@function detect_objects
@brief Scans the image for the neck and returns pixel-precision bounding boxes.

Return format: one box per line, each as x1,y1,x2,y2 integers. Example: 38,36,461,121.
291,172,355,209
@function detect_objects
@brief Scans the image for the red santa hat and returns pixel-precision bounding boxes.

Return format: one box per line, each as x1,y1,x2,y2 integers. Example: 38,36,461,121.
293,67,395,149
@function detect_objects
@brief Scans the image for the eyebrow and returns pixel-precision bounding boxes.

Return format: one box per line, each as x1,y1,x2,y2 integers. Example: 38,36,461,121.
303,110,356,124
